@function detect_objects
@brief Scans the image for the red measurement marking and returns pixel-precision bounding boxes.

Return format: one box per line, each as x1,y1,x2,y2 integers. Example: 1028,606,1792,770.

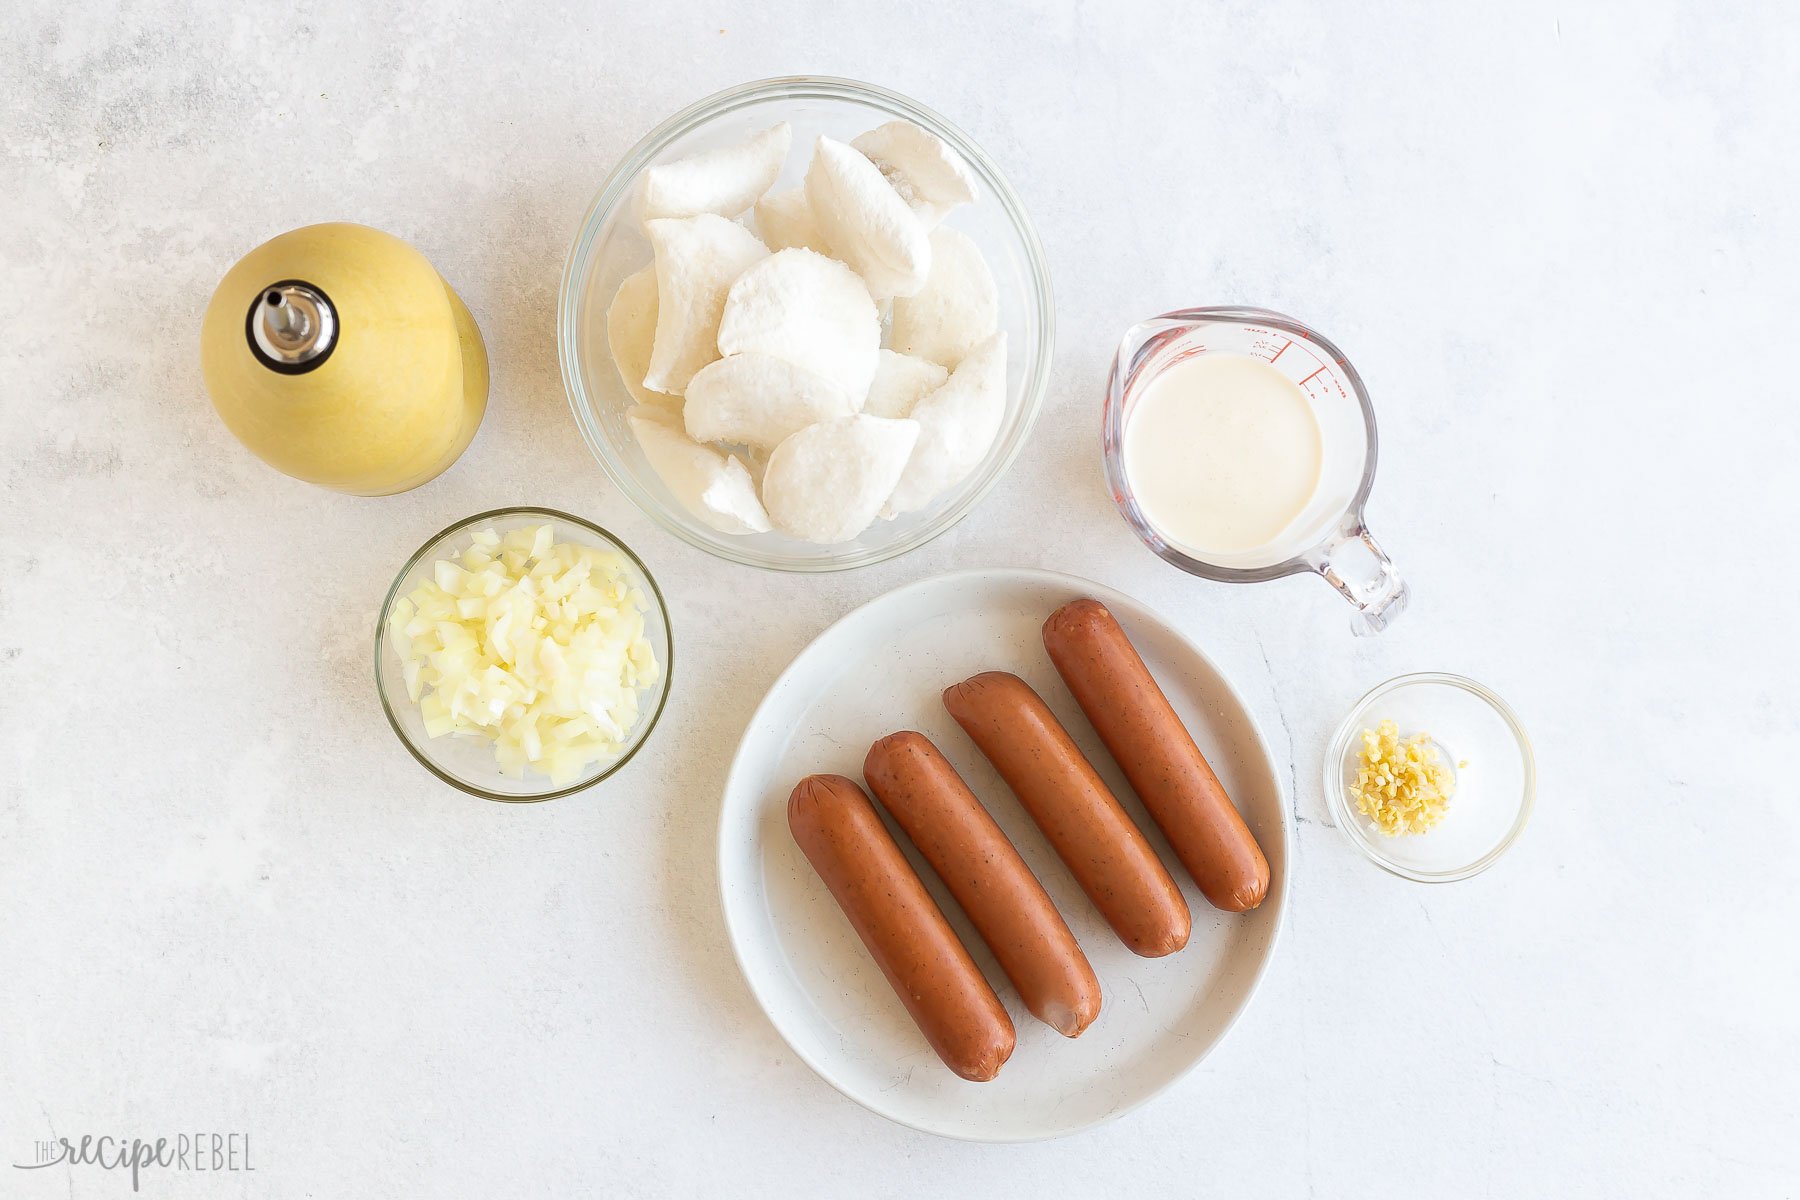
1298,364,1329,385
1269,339,1292,364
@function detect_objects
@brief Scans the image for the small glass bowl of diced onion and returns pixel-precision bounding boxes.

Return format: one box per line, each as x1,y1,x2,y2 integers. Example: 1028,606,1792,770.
375,508,672,802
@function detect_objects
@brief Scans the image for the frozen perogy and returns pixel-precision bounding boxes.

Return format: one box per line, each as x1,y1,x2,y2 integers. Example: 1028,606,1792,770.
684,353,857,451
763,414,919,544
888,227,998,370
755,187,832,254
862,349,948,420
643,214,770,395
851,120,978,230
884,333,1007,517
639,123,792,221
804,135,931,299
716,248,881,402
628,406,772,535
607,266,680,410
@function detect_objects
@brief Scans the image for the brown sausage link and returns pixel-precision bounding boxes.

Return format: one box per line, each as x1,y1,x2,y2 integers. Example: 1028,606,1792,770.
787,774,1015,1081
1043,599,1271,913
864,732,1103,1037
942,673,1191,958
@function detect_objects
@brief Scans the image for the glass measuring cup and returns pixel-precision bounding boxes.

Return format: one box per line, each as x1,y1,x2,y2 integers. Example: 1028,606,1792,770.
1103,307,1408,634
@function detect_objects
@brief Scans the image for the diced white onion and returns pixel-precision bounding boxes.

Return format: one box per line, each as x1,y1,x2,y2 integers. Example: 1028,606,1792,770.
388,523,659,785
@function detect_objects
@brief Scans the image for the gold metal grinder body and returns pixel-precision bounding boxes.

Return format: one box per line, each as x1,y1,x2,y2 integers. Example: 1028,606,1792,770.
200,222,489,496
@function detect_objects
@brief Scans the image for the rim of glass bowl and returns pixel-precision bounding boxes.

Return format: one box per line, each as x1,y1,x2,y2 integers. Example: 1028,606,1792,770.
556,75,1055,572
373,506,674,803
1322,672,1536,883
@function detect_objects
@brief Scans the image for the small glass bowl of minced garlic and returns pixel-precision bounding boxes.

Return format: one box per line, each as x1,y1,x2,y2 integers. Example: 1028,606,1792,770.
1325,673,1535,882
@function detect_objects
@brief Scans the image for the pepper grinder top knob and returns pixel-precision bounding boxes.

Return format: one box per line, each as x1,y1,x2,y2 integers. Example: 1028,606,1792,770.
248,280,337,373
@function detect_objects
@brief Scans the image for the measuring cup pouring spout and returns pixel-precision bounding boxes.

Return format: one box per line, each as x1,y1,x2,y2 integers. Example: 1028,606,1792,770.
1103,307,1408,635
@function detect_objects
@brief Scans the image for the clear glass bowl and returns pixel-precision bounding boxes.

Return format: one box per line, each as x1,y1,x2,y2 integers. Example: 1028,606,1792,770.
557,76,1054,571
374,507,673,802
1324,673,1535,881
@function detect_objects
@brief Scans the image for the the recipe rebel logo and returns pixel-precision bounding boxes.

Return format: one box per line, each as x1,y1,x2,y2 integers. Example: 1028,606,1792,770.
12,1131,255,1192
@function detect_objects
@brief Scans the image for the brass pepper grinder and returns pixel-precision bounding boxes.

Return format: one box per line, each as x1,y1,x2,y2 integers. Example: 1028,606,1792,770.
200,222,489,495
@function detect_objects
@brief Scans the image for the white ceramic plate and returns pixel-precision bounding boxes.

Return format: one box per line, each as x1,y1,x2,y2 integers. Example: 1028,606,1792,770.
717,568,1290,1141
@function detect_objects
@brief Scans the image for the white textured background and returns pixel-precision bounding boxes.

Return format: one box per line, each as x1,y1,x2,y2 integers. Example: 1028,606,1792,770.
4,1,1797,1196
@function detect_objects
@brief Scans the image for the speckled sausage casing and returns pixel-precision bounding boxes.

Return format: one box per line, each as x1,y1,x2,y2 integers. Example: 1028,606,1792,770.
787,773,1015,1081
942,672,1191,958
1043,599,1270,913
864,732,1103,1037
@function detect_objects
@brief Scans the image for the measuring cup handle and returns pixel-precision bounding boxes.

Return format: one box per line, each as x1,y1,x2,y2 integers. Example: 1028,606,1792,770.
1308,519,1409,635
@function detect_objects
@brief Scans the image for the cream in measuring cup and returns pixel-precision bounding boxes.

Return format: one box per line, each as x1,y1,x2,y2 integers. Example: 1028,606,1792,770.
1122,353,1324,564
1104,307,1408,633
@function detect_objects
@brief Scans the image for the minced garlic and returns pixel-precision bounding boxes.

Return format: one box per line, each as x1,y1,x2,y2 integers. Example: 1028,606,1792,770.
1349,719,1458,837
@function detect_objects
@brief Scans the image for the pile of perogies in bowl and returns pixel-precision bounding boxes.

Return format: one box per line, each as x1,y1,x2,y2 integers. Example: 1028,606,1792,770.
606,120,1005,544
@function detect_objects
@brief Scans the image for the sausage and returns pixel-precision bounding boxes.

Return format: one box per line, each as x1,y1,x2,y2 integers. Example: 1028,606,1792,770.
942,673,1190,958
864,732,1103,1037
1043,598,1270,912
786,774,1015,1081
